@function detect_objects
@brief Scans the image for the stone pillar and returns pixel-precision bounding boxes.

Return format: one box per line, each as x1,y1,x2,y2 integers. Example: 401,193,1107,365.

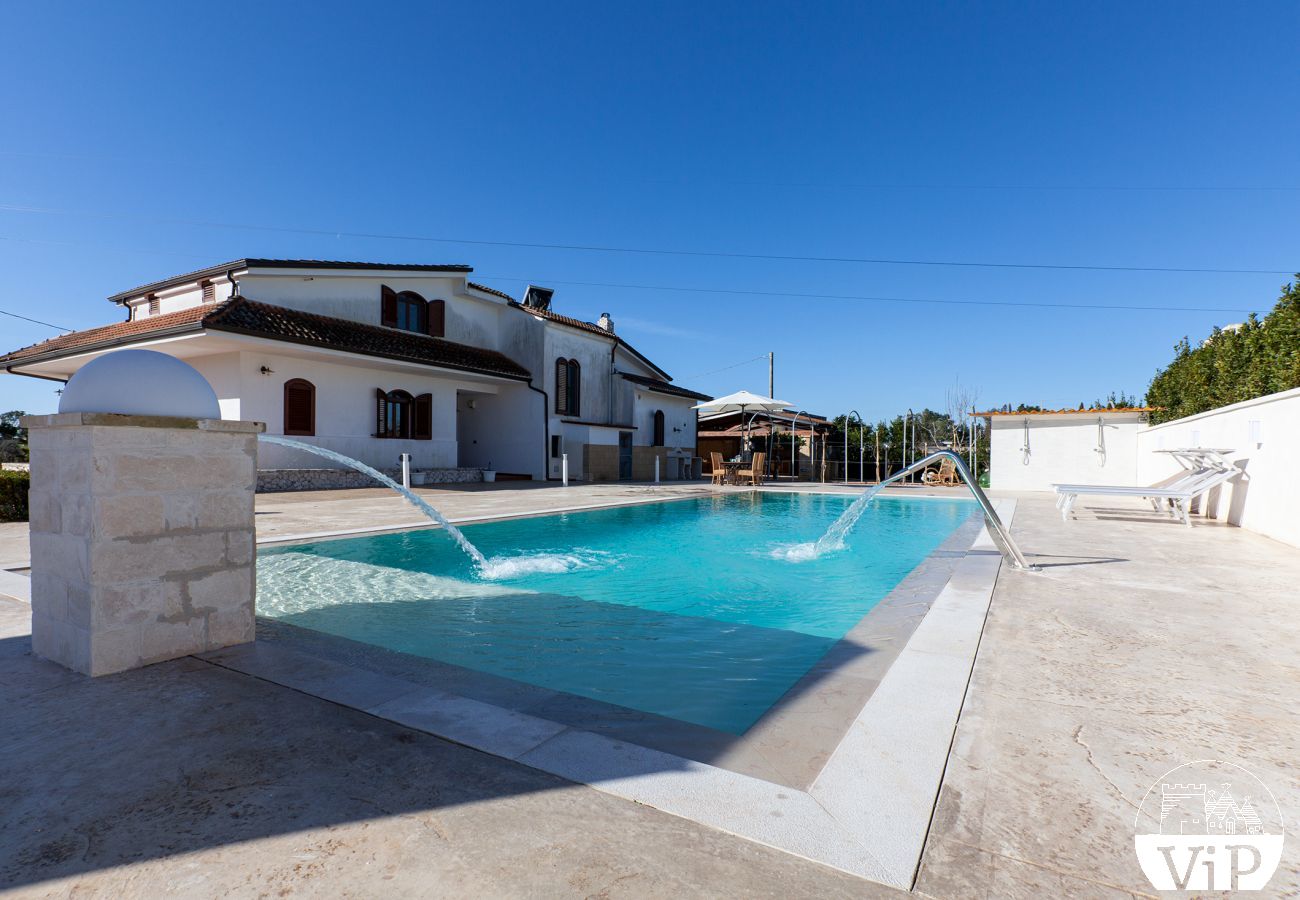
24,413,264,676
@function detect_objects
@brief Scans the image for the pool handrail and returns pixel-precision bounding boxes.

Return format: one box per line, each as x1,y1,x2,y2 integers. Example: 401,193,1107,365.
879,450,1040,572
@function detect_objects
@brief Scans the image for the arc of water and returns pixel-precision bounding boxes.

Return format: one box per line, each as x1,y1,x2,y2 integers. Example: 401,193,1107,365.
258,435,487,568
808,450,1038,571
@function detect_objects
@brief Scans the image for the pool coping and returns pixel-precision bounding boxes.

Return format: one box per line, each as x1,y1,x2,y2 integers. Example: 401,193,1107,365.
201,497,1017,889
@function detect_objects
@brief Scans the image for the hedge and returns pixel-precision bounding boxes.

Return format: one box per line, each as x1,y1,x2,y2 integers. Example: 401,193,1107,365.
1147,277,1300,424
0,470,29,522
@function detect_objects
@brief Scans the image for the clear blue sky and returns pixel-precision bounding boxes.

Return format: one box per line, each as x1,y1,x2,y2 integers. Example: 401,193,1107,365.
2,1,1296,423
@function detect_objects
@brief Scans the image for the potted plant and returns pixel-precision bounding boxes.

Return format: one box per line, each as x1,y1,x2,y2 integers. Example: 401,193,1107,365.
482,461,496,483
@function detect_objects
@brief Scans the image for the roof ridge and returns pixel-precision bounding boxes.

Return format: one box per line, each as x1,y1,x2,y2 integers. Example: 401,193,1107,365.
108,259,476,303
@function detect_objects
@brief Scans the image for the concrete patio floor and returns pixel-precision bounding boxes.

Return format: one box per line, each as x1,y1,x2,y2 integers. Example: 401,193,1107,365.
2,483,1299,896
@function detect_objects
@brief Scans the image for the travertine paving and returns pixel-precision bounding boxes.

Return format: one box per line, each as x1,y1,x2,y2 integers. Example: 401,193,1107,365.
3,484,1298,896
917,496,1300,898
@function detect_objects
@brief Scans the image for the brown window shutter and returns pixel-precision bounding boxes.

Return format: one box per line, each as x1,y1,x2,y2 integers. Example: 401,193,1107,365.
569,359,581,417
283,379,316,436
380,285,398,327
413,393,433,440
427,299,445,337
555,358,568,414
147,294,159,315
375,388,389,437
200,280,215,303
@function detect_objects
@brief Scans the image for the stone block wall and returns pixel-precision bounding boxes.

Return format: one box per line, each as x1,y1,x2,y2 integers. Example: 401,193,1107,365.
583,444,620,481
24,413,262,676
580,444,694,481
256,466,484,493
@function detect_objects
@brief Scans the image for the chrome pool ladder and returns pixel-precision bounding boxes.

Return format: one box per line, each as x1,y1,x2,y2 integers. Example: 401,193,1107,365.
882,450,1039,572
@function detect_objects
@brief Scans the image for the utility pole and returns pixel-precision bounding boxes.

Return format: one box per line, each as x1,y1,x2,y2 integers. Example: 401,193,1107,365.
768,352,774,399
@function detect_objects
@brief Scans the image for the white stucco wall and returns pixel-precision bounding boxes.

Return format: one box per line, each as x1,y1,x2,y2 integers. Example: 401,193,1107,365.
987,413,1146,491
455,384,545,477
1135,387,1300,548
187,350,508,472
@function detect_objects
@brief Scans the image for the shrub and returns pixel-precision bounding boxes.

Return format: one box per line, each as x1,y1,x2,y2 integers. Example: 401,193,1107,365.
0,470,29,522
1148,277,1300,424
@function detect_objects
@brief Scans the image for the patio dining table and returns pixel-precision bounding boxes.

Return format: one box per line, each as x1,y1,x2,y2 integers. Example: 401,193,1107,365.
721,459,747,485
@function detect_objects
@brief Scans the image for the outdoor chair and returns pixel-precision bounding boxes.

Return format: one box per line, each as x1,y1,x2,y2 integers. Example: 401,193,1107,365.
735,452,766,486
709,452,727,486
924,457,959,486
1053,455,1239,526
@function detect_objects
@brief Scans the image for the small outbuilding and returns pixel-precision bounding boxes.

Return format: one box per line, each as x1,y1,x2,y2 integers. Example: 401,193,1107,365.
976,407,1155,491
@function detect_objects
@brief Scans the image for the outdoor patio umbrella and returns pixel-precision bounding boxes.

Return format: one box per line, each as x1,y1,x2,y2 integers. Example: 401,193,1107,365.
692,390,792,462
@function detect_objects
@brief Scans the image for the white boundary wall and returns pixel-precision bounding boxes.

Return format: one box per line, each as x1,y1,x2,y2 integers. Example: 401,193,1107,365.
1136,386,1300,549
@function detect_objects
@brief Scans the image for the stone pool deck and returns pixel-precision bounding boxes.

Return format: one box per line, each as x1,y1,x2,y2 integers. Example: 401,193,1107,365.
2,484,1298,896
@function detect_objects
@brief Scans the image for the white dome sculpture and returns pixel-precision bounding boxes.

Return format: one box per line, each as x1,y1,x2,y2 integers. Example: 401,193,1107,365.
59,349,221,419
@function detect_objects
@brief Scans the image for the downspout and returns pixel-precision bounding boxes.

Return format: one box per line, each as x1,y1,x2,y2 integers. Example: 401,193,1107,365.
525,380,552,480
608,343,616,424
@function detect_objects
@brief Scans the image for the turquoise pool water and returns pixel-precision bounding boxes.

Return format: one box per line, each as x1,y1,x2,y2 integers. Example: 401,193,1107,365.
257,492,975,733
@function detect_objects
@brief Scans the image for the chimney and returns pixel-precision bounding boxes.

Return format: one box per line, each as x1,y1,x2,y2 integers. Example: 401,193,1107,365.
597,312,615,333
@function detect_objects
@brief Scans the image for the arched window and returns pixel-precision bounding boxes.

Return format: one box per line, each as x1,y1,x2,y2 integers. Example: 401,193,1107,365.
376,389,412,439
283,379,316,436
652,410,665,446
375,389,433,440
555,358,581,416
380,285,430,334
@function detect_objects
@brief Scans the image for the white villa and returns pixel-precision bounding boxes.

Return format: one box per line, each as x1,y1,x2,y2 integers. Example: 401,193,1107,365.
1,259,711,484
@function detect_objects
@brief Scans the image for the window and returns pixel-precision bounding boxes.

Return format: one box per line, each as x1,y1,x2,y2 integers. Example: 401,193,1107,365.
147,294,159,315
652,410,665,446
555,358,581,416
381,285,436,334
375,389,432,440
551,435,562,458
395,293,426,332
283,379,316,436
200,280,215,303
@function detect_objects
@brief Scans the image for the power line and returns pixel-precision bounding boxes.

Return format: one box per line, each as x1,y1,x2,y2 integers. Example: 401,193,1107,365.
0,228,1266,316
0,202,1292,276
477,274,1261,315
0,308,72,331
680,354,770,380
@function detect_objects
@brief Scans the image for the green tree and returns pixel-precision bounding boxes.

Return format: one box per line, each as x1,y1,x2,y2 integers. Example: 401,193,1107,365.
0,411,29,463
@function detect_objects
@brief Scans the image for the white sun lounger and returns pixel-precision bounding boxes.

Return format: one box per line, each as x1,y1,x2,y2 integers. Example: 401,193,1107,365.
1054,456,1239,526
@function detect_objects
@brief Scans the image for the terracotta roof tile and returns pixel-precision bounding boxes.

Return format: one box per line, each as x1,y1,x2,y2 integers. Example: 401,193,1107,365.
971,407,1157,417
618,372,712,402
3,297,531,381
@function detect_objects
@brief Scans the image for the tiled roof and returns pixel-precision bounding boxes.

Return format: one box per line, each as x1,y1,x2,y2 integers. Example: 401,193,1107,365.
1,305,213,361
972,407,1157,417
108,259,475,303
467,281,516,302
506,301,668,379
619,372,712,402
3,297,532,381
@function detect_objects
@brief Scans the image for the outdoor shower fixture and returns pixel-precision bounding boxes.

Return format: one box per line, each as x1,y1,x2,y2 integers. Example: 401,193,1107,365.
1021,418,1032,465
789,410,812,480
843,410,863,484
1094,416,1116,467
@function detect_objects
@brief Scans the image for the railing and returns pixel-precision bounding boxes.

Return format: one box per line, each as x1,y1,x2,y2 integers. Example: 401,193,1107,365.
880,450,1039,572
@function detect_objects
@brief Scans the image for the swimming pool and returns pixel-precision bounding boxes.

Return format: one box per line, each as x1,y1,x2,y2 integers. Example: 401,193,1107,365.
257,492,976,734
